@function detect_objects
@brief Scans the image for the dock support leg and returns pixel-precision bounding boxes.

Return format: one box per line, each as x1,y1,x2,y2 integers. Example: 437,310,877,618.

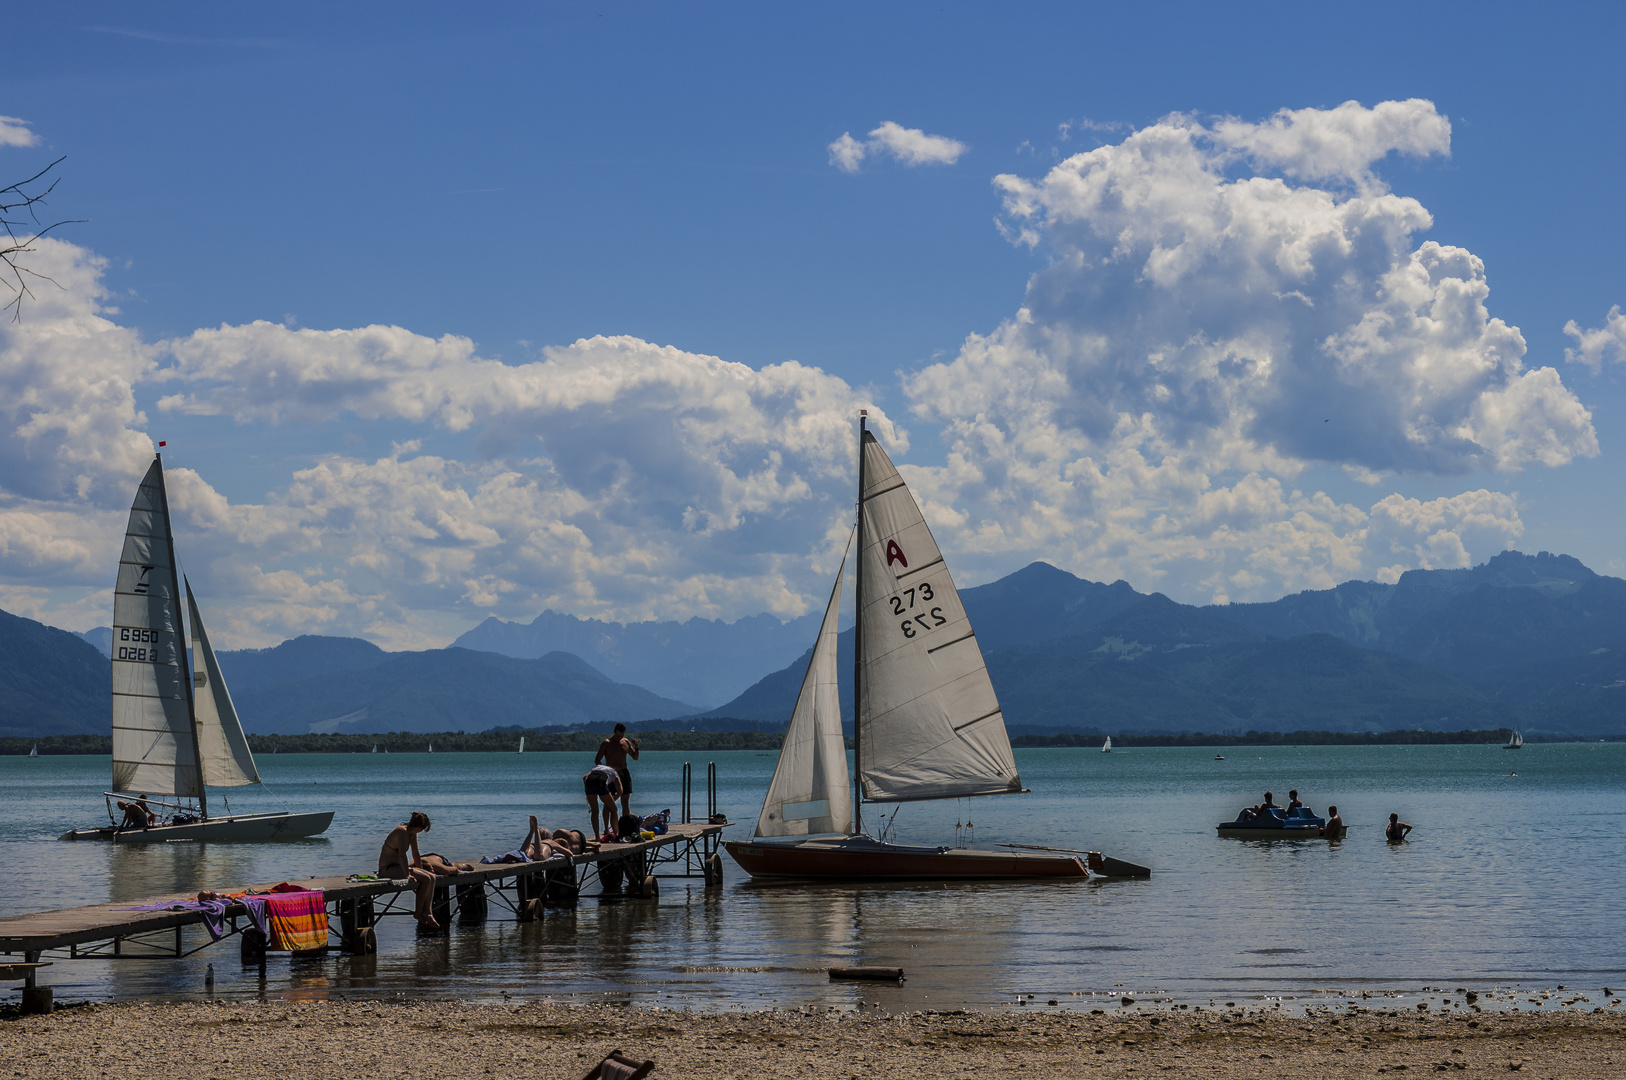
516,871,542,922
20,950,50,1016
241,927,268,965
339,896,377,955
456,882,487,925
544,864,578,908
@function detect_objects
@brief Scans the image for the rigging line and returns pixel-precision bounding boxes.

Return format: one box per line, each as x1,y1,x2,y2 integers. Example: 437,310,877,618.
892,557,944,581
860,479,906,502
951,708,1003,733
926,630,976,654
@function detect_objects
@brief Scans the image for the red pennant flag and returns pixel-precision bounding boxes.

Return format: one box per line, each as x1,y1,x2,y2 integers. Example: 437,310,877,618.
158,441,166,447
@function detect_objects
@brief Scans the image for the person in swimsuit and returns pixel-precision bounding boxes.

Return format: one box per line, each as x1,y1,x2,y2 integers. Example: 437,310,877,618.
1287,790,1303,812
1385,813,1412,843
117,799,155,830
595,723,640,820
378,811,441,929
1321,805,1343,839
521,815,575,860
583,764,624,838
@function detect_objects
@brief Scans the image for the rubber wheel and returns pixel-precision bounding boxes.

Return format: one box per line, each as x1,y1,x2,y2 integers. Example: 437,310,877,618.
705,853,724,886
348,926,377,954
641,874,659,899
517,897,541,923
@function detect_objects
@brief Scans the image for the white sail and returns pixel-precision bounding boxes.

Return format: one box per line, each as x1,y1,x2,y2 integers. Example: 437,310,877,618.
856,431,1021,802
111,458,201,798
518,736,525,754
186,580,260,787
755,558,853,837
1102,736,1112,753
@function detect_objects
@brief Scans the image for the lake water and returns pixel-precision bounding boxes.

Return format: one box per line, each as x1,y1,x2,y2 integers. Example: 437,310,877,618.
2,743,1623,1013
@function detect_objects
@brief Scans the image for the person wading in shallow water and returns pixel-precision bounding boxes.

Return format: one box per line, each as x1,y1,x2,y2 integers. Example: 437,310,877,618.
1321,805,1344,839
1385,813,1413,843
595,722,640,819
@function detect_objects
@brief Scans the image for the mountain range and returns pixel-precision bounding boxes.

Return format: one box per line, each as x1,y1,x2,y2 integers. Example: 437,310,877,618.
17,549,1625,740
451,608,823,708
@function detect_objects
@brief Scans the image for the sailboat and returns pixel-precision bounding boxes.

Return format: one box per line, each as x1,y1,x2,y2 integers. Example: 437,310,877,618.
1504,730,1524,750
371,744,378,753
1101,736,1112,753
27,744,37,758
60,454,334,843
724,417,1089,881
518,736,525,754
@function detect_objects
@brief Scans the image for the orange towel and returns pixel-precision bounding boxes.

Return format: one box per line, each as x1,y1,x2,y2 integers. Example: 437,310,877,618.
266,889,327,951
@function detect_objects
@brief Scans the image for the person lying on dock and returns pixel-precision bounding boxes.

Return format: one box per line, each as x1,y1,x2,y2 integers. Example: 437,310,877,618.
583,764,624,837
379,811,441,930
1321,805,1344,839
1385,813,1413,843
521,816,575,860
414,853,477,876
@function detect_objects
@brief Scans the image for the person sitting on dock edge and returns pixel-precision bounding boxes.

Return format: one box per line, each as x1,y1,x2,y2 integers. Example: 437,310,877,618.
595,723,640,819
378,811,441,930
584,764,624,839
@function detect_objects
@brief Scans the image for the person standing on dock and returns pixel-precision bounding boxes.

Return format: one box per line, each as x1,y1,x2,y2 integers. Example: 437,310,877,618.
583,764,625,839
595,722,640,819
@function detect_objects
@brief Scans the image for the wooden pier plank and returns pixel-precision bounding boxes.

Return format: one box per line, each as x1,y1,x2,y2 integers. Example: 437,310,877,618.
0,822,725,955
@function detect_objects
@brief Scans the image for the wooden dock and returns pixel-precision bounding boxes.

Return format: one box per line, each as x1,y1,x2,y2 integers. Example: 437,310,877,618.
0,821,728,1014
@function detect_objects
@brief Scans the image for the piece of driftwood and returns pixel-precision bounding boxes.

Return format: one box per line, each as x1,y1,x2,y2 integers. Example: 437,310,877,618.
829,966,904,981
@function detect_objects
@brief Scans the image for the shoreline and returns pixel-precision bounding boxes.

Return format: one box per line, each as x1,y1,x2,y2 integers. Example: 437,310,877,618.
5,999,1625,1079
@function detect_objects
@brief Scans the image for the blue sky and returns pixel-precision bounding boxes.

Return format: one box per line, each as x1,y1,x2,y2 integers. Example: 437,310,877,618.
1,3,1622,648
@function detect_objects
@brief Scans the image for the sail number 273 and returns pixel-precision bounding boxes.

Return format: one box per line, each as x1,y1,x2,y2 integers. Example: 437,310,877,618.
890,582,947,639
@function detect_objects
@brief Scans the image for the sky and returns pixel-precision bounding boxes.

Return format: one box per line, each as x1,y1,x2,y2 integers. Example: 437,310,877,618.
1,2,1623,650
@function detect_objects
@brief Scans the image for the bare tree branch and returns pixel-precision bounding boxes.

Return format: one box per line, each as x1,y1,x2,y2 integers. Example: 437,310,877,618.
1,156,86,322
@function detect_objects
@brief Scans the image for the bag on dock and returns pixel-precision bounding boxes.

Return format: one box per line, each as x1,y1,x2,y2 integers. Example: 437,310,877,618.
640,810,670,835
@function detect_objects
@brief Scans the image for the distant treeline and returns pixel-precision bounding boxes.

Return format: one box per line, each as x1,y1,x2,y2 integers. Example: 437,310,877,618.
1009,728,1560,748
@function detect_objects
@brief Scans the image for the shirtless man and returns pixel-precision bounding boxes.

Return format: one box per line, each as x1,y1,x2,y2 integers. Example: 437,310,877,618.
378,811,441,929
116,799,155,830
595,723,640,819
1385,813,1413,843
583,764,624,838
1321,805,1344,839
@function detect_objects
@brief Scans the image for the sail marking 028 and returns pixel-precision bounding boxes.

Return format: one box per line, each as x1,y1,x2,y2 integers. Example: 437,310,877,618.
110,459,201,797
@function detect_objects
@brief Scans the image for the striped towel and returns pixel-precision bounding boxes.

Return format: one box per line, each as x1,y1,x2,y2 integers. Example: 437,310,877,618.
266,889,327,951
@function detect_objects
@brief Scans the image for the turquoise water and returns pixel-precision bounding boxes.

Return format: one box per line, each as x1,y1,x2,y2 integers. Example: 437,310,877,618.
1,743,1622,1012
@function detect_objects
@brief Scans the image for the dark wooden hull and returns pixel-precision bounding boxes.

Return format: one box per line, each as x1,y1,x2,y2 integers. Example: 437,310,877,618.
724,836,1088,881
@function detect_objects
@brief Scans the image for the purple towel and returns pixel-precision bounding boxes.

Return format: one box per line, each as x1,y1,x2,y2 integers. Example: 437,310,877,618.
118,897,234,940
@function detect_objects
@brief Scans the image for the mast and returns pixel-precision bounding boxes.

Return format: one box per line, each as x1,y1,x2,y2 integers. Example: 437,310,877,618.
154,454,207,818
852,412,867,835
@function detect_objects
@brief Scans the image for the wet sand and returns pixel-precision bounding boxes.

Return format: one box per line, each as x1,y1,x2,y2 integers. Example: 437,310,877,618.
6,999,1626,1079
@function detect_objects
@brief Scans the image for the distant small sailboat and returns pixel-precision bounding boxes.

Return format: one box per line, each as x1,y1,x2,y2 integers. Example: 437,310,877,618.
371,744,378,754
1504,730,1524,750
1214,754,1225,761
517,736,525,754
1101,736,1112,753
427,742,434,753
28,744,38,758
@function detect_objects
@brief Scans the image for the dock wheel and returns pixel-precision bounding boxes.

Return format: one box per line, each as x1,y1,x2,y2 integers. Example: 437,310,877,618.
345,926,377,955
640,874,659,899
704,853,723,885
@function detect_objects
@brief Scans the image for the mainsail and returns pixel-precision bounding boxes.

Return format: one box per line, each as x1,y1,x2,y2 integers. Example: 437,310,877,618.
187,579,260,787
856,430,1021,803
754,558,853,837
111,458,200,798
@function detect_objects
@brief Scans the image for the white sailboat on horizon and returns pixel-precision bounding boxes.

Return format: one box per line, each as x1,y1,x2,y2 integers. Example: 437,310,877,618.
60,453,334,843
518,736,525,754
1102,736,1112,753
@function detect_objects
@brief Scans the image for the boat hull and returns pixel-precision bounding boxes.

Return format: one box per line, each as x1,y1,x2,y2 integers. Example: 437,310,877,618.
1216,823,1338,840
724,836,1088,880
59,810,334,843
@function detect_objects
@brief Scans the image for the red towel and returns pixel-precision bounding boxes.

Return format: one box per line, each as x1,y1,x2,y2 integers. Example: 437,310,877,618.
266,889,327,951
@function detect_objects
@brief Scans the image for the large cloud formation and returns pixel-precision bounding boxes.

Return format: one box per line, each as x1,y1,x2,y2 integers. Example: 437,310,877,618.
0,99,1601,645
903,100,1595,601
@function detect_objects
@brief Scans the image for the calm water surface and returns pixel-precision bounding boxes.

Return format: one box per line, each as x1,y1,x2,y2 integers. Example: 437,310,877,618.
1,744,1622,1012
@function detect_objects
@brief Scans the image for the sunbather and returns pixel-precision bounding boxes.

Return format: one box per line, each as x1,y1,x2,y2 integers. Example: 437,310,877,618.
379,811,442,930
415,852,476,875
521,815,574,860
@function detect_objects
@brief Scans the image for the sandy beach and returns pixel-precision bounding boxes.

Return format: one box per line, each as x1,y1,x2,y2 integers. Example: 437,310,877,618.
5,999,1624,1079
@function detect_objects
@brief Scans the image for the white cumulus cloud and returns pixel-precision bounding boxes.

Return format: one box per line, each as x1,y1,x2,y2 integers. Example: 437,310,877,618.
0,116,40,148
828,121,966,173
901,99,1591,602
1563,305,1626,373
